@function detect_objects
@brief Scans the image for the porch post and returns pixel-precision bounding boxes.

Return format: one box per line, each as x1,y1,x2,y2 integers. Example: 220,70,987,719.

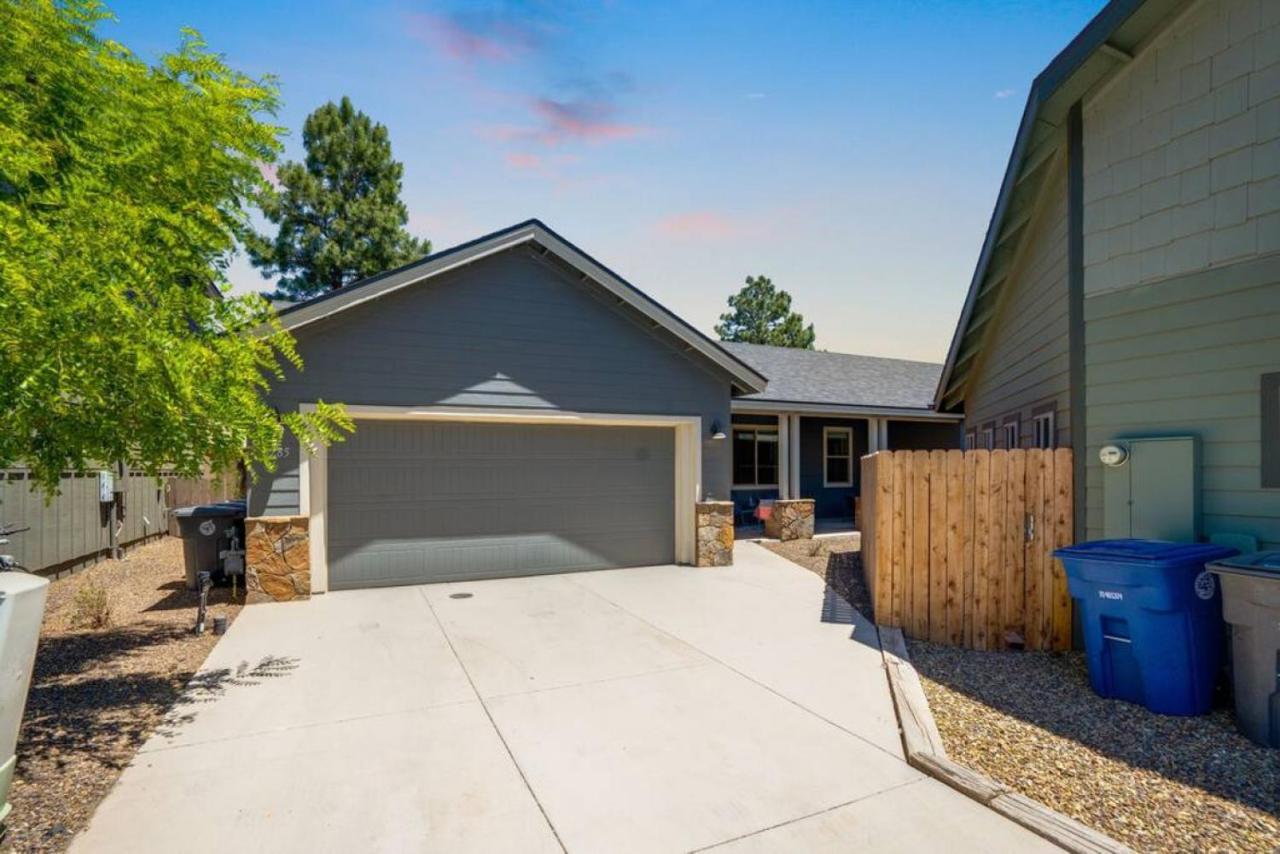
788,415,801,498
777,414,790,499
867,417,881,454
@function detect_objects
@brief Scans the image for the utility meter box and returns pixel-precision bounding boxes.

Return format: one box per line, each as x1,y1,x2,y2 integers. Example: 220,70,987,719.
97,470,115,503
1102,436,1198,541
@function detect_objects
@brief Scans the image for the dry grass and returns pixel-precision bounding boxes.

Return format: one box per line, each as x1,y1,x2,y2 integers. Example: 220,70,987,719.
763,535,1280,853
2,537,242,853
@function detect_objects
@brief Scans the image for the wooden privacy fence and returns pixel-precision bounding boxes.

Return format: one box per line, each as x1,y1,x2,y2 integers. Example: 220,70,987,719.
0,468,239,575
861,449,1074,652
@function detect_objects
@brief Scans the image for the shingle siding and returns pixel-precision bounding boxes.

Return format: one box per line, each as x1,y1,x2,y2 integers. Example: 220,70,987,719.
1083,0,1280,294
963,158,1073,449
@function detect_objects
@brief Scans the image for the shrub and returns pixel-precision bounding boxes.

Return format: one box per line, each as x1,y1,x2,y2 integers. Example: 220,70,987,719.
70,582,112,630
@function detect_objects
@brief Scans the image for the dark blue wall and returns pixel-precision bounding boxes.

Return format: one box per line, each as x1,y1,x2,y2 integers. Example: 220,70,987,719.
800,416,868,519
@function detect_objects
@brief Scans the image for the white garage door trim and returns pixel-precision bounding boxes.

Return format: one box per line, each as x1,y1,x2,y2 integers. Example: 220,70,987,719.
298,403,703,593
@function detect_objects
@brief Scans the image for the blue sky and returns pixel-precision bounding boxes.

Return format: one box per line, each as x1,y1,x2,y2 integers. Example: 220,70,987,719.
110,0,1101,362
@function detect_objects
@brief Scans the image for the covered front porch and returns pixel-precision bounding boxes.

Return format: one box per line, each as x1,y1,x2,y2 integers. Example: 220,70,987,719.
729,405,961,535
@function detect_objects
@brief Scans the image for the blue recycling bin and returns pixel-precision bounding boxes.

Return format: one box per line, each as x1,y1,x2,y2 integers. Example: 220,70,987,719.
1054,539,1237,716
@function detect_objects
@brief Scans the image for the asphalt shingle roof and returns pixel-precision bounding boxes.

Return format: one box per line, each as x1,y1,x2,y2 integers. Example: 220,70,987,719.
720,342,942,411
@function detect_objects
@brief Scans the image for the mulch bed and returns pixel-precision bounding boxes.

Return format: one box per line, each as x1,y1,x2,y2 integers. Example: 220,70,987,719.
2,537,242,853
762,536,1280,853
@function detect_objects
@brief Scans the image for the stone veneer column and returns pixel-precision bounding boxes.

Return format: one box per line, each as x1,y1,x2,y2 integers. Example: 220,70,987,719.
763,499,815,541
695,500,734,567
245,516,311,602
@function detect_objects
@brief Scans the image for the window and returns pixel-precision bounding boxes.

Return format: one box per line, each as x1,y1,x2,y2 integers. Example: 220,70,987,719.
732,426,779,487
1264,372,1280,488
965,429,977,450
980,422,995,450
1002,415,1020,449
824,427,853,486
1032,409,1056,449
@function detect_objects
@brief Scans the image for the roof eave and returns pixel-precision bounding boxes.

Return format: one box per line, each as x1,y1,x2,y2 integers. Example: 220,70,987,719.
933,0,1188,410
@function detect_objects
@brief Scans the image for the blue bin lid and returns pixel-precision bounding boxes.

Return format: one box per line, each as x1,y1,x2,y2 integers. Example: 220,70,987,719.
1206,550,1280,578
1054,538,1236,564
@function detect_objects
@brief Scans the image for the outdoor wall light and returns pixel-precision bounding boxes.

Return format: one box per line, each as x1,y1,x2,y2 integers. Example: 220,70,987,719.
710,420,727,440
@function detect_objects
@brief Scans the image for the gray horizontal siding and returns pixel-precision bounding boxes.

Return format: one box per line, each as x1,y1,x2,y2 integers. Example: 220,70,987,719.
964,159,1073,448
1083,253,1280,549
251,245,733,516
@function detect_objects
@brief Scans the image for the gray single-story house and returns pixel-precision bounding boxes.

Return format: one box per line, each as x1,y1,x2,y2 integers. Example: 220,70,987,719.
718,344,960,525
245,219,960,598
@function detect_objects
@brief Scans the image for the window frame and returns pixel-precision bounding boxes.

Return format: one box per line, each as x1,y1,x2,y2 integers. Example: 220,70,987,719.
965,429,978,450
822,426,854,487
1032,407,1056,450
1001,414,1020,449
731,424,780,488
980,421,995,451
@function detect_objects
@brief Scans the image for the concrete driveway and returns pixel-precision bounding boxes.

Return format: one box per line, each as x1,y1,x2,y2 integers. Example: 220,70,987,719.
73,542,1053,853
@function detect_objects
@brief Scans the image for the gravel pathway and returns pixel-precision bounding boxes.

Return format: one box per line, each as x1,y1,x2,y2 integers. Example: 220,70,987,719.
2,538,242,852
762,535,1280,853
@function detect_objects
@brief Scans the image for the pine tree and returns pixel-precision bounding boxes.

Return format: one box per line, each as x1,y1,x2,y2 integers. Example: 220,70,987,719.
715,275,816,349
246,97,429,300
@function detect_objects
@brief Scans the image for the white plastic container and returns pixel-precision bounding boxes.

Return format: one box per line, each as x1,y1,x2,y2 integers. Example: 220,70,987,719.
0,572,49,823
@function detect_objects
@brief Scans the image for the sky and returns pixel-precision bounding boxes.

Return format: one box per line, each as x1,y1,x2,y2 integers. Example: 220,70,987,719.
109,0,1103,363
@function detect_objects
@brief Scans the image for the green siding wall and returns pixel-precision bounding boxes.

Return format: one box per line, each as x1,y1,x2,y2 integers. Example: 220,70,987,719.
1083,253,1280,549
963,157,1073,449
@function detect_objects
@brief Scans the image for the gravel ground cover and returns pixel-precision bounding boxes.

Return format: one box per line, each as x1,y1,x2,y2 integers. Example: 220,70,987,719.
2,537,242,852
909,641,1280,853
761,534,1280,853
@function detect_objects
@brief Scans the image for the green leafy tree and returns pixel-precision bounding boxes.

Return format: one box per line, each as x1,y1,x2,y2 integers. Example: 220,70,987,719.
0,0,351,494
245,97,429,300
715,275,816,349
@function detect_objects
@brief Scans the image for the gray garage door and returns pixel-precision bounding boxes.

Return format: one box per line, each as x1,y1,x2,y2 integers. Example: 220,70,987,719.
327,420,676,589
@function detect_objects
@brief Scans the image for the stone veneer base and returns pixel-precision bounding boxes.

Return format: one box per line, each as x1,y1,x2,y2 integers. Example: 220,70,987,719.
245,516,311,602
695,500,734,567
763,499,815,541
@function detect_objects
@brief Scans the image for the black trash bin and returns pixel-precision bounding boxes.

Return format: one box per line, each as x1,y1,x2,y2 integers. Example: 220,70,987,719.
173,500,246,590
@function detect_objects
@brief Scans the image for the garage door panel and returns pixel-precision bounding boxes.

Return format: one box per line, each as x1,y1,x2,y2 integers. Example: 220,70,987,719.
327,421,676,588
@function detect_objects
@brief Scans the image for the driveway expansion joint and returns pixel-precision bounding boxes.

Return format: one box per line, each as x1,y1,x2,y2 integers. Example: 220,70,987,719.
564,574,905,763
418,587,569,854
687,778,926,853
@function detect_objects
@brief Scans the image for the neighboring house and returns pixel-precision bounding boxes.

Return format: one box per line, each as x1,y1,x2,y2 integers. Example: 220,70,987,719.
718,343,961,524
250,219,774,593
936,0,1280,548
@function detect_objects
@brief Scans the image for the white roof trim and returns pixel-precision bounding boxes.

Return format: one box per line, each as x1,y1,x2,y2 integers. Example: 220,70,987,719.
274,220,767,395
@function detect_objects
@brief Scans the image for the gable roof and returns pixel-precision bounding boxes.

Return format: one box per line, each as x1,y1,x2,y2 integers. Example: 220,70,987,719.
722,342,958,419
934,0,1190,410
275,219,768,395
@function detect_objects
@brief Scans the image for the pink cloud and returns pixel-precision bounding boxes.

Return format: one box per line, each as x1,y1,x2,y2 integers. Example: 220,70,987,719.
653,212,746,241
505,151,542,170
530,97,647,144
406,12,544,64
